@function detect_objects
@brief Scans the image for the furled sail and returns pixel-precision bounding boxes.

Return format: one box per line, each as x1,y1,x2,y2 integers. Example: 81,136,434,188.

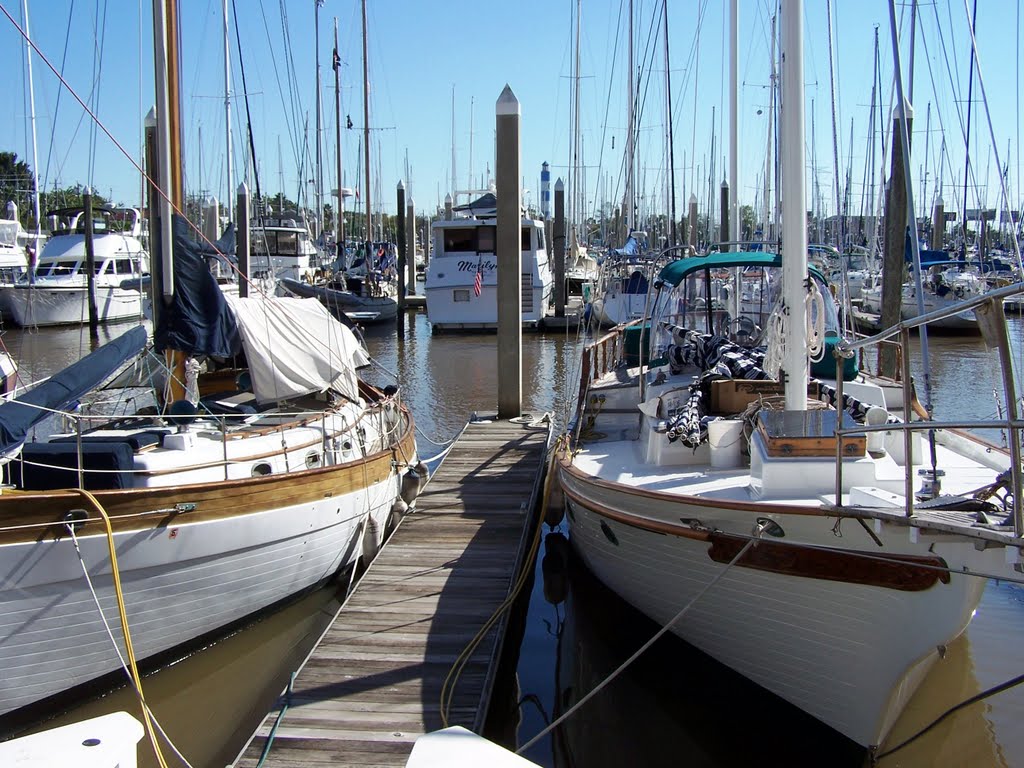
154,214,240,359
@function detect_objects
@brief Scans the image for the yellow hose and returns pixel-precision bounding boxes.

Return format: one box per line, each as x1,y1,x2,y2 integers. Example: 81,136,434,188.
75,489,170,768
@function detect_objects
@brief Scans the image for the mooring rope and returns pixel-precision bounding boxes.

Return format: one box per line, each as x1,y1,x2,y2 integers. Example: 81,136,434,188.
515,530,760,755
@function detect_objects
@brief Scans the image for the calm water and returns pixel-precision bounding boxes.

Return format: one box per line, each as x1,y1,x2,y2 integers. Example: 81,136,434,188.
6,312,1024,768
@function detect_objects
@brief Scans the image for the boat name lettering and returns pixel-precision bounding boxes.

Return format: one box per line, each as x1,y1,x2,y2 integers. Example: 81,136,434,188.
457,260,496,273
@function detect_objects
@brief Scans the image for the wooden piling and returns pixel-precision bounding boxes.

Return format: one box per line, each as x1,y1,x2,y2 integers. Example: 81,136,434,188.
496,85,522,419
553,178,566,318
237,183,250,298
83,187,98,342
397,180,407,332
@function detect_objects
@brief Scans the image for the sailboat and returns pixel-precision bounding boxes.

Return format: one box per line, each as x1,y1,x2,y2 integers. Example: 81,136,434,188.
0,0,420,725
556,1,1024,752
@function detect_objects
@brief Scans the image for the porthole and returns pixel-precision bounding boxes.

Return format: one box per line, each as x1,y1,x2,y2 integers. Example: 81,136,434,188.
305,451,322,469
251,463,272,477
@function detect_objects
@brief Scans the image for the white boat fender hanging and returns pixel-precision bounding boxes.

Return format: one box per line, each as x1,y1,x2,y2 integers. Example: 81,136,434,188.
401,461,428,504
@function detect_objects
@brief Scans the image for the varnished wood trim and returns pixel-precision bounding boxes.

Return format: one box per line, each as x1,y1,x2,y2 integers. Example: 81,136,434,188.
561,483,711,541
0,408,416,545
707,531,951,591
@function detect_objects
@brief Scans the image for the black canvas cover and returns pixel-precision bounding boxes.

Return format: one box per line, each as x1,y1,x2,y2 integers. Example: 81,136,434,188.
154,215,240,358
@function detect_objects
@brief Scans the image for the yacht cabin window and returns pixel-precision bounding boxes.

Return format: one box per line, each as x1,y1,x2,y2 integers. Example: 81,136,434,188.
444,228,476,252
521,227,532,251
477,226,496,253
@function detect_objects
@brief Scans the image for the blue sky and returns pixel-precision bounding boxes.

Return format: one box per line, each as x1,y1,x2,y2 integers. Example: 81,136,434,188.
1,0,1021,227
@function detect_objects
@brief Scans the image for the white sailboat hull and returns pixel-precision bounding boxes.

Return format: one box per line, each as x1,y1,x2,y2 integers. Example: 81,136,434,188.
560,464,993,748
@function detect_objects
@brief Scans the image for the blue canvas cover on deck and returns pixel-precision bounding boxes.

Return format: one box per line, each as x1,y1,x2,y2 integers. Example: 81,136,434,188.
154,215,240,359
0,325,148,454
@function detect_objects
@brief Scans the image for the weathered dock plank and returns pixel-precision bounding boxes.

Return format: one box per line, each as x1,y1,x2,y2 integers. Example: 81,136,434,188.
233,417,549,767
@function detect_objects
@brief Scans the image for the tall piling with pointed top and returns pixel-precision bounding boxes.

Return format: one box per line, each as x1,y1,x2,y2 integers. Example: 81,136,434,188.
83,187,99,342
406,197,416,294
496,85,522,419
553,178,566,318
879,99,912,378
203,196,220,243
237,183,250,297
396,180,407,333
931,198,945,251
687,193,698,253
720,180,730,245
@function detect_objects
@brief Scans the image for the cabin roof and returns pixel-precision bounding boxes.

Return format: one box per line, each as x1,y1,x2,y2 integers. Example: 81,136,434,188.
658,251,827,287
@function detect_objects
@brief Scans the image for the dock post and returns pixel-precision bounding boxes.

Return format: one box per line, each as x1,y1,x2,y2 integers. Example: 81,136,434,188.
688,192,698,254
396,180,407,332
553,178,566,318
203,196,220,243
407,196,416,294
879,99,912,378
83,187,99,342
444,192,453,221
720,180,730,246
496,84,522,419
931,199,944,250
237,183,250,298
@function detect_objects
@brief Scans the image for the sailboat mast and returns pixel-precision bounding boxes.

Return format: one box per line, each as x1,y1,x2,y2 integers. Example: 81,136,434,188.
571,0,582,249
223,0,232,220
729,0,739,245
780,0,808,412
625,0,635,233
333,17,344,251
314,0,324,236
20,0,40,240
663,0,677,247
153,0,185,404
450,85,457,199
361,0,371,243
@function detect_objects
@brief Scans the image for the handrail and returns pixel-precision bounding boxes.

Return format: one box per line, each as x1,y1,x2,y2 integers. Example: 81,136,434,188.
841,281,1024,353
832,293,1023,537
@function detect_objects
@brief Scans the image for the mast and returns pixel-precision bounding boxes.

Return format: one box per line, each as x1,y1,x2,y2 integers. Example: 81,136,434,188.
20,0,40,243
450,85,457,199
333,17,344,252
960,0,978,262
663,0,677,246
571,0,582,250
223,0,232,220
314,0,324,237
625,0,635,234
729,0,738,245
153,0,185,403
780,0,808,411
361,0,371,244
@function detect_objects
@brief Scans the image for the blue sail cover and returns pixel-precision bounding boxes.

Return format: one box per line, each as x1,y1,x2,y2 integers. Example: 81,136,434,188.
610,234,641,258
154,215,240,358
0,325,148,454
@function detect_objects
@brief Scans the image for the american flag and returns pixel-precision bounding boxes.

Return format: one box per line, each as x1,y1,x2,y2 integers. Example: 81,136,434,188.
473,265,483,297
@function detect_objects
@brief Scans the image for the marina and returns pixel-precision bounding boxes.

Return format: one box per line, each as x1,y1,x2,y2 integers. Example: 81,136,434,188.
2,0,1024,766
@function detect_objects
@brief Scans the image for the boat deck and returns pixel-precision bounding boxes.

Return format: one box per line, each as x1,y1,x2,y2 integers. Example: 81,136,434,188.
233,416,550,768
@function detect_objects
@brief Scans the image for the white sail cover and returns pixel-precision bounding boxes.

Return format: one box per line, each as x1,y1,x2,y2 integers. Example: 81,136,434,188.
224,295,369,404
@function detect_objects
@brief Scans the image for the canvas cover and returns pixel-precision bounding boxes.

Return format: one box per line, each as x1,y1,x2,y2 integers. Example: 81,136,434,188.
154,215,240,359
224,295,369,404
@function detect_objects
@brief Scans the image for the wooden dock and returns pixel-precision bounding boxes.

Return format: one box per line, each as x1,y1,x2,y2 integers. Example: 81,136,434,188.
233,416,550,768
